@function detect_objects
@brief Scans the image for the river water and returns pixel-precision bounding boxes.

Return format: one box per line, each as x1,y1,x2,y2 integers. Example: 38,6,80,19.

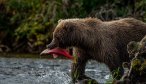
0,58,111,84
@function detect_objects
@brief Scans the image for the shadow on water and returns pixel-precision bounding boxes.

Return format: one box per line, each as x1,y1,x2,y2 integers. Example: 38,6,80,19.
0,55,111,84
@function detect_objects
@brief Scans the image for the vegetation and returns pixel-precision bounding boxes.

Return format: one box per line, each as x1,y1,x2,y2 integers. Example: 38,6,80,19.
0,0,146,53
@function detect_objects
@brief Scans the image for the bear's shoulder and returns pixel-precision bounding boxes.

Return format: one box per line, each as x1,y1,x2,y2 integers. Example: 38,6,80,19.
58,18,101,23
57,18,102,28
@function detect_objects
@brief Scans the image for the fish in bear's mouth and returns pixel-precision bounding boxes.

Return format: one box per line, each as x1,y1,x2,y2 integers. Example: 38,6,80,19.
40,47,73,59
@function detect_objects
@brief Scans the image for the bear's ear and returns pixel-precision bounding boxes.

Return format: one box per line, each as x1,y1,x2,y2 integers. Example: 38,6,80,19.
58,19,63,23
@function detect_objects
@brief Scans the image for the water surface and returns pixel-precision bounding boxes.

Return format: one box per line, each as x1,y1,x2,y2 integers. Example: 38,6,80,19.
0,58,111,84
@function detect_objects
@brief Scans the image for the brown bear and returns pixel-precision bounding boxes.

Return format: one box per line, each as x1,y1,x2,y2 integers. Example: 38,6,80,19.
47,17,146,83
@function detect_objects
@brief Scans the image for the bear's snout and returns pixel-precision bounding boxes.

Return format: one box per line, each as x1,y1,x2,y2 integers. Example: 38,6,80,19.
47,39,59,49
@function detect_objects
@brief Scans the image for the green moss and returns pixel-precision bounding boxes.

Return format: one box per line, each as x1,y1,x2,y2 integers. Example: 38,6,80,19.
139,60,146,74
131,59,141,67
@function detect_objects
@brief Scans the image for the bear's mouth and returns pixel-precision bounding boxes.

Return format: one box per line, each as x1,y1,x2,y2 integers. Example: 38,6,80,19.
40,47,73,59
40,38,73,59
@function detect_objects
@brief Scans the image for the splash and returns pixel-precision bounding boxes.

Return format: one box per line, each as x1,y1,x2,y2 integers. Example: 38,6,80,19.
36,70,71,84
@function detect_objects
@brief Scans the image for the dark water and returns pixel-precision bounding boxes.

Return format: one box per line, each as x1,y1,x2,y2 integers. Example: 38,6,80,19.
0,58,111,84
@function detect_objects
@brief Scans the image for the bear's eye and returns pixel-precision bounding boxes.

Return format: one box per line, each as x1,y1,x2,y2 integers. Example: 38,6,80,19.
54,36,60,41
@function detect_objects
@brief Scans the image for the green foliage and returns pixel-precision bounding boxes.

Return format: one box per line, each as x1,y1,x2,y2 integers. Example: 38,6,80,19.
1,0,146,53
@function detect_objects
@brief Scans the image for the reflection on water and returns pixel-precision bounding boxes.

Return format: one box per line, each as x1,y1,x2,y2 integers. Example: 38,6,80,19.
0,58,111,84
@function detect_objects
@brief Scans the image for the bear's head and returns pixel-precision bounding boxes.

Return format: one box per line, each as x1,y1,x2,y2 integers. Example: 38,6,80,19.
47,19,81,49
